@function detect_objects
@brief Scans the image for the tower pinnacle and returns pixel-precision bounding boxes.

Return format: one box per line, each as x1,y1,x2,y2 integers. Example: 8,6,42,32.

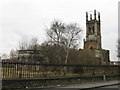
86,12,88,21
94,10,96,20
98,12,100,22
90,14,92,20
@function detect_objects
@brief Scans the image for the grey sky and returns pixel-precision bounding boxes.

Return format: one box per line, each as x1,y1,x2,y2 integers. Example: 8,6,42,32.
0,0,118,61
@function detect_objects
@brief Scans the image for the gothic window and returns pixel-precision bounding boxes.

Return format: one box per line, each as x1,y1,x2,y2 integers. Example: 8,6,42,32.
93,27,94,34
97,30,99,35
97,27,100,35
89,27,91,34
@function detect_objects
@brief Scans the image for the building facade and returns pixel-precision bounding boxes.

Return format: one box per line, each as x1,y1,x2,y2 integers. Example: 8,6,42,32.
18,50,49,63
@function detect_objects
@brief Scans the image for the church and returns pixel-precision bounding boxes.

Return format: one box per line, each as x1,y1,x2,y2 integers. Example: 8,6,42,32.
17,10,110,65
80,10,110,65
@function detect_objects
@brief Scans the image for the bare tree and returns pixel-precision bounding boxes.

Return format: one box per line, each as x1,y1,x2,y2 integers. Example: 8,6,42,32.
10,49,18,60
19,36,28,50
46,20,65,45
45,20,82,64
2,53,9,59
28,37,39,50
19,36,39,50
46,20,65,64
62,23,82,64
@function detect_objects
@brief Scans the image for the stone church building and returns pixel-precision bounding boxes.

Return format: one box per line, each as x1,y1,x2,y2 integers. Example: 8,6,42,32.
17,10,110,65
80,10,110,64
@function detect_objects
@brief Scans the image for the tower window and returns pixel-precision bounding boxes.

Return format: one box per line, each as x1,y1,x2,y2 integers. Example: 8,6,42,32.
89,27,91,34
93,27,94,34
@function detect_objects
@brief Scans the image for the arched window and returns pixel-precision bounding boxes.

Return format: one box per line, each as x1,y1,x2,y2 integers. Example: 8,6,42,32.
93,27,94,34
97,27,100,35
89,27,91,34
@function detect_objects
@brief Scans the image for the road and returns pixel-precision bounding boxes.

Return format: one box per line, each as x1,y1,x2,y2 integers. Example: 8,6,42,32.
93,84,120,90
101,84,119,88
83,85,120,90
16,84,120,90
5,80,120,90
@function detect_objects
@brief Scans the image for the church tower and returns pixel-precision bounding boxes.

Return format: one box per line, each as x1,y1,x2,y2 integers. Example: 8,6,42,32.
79,10,110,65
84,10,101,49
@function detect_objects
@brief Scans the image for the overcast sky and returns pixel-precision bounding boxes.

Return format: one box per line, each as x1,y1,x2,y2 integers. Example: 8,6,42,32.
0,0,119,61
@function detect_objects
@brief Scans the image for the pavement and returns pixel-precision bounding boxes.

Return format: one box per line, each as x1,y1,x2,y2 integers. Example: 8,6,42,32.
57,80,120,89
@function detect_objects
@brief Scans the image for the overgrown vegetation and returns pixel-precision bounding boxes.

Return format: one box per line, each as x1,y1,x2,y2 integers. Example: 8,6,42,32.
7,19,105,65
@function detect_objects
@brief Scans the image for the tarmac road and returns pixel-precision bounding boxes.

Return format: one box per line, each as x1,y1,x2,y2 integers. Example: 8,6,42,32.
5,80,120,90
15,84,120,90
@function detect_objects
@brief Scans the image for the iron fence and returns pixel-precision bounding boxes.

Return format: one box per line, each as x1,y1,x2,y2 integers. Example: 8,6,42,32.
1,60,120,79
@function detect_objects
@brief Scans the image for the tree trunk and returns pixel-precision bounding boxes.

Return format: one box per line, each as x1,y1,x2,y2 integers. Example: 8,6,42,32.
63,49,69,76
65,49,69,64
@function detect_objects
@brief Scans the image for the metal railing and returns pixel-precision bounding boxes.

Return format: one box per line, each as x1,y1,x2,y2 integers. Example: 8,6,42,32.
2,60,120,79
